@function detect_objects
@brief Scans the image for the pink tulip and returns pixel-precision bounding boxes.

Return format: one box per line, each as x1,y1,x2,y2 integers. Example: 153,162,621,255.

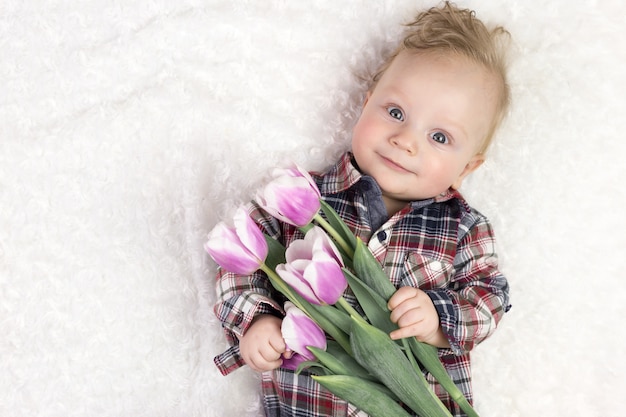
204,206,268,275
281,302,326,370
256,165,322,227
275,226,347,305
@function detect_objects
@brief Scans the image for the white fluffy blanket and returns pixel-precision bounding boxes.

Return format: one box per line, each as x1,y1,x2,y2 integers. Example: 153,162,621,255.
2,1,624,416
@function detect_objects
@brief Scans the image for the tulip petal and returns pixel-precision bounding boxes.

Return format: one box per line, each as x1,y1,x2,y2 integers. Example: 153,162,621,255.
233,206,268,262
256,165,322,227
204,222,262,275
274,165,321,198
274,179,321,226
304,252,347,305
284,239,314,264
308,226,344,266
281,353,308,371
275,264,320,304
296,165,320,192
277,225,348,305
282,302,326,359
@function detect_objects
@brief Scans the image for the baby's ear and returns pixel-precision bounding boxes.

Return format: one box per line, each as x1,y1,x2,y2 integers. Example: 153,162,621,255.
451,155,485,190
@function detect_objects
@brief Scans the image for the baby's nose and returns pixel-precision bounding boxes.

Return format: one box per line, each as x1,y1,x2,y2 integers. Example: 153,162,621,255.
391,132,418,155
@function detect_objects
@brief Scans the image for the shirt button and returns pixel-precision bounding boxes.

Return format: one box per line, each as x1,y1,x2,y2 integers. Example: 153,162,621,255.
377,231,387,242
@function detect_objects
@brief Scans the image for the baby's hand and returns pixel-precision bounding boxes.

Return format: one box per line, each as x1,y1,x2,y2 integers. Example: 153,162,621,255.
239,314,292,372
387,287,450,348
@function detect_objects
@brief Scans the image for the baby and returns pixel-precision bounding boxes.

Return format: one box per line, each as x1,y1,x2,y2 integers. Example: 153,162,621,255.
213,2,512,416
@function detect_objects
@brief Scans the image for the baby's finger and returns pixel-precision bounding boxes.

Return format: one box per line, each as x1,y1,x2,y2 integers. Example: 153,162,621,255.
395,307,425,328
249,349,283,372
259,344,283,363
246,352,269,372
249,358,282,373
389,325,416,340
387,286,419,310
389,293,427,325
389,322,425,341
268,333,287,354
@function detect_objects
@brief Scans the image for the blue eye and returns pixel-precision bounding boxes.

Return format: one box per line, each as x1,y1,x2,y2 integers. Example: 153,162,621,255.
430,131,448,144
387,107,404,121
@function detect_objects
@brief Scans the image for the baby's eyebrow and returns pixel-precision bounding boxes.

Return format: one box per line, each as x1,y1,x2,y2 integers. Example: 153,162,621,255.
430,117,468,143
385,87,409,102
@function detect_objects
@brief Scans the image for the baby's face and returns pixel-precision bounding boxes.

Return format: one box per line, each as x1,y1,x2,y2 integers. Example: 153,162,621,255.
351,51,499,210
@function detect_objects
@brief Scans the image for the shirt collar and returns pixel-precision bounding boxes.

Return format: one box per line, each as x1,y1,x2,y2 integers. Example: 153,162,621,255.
317,152,362,195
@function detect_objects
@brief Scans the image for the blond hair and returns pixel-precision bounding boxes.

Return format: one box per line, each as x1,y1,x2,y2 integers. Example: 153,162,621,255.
372,2,511,153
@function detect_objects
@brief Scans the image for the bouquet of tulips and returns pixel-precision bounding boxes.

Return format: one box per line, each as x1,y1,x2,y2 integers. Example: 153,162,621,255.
205,166,479,417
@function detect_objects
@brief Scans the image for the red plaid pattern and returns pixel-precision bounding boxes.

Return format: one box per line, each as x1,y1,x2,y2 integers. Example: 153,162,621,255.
213,153,510,416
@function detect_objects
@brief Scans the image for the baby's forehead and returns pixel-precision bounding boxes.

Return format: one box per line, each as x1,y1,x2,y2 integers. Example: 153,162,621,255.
382,51,498,91
397,50,503,109
395,49,491,75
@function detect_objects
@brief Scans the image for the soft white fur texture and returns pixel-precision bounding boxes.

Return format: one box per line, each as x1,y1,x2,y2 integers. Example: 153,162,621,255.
1,1,624,416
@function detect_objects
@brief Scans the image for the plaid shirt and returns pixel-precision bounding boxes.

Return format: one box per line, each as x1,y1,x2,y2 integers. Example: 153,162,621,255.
213,153,511,417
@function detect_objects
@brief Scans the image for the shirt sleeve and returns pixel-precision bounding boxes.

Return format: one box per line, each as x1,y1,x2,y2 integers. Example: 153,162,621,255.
427,212,511,355
212,202,288,375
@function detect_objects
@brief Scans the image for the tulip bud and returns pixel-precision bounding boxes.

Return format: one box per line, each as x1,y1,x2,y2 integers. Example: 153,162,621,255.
204,206,268,275
275,226,347,305
281,302,326,370
256,165,321,227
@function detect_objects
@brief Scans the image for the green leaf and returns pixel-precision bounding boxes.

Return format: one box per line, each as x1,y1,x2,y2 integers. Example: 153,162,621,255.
352,238,396,300
312,375,412,417
324,340,377,380
263,234,286,270
308,346,373,381
309,303,352,335
342,268,396,334
319,199,357,253
295,361,330,376
406,338,480,417
350,317,453,417
343,265,478,415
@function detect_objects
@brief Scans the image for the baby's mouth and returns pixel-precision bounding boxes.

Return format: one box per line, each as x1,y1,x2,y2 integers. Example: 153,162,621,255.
380,155,410,173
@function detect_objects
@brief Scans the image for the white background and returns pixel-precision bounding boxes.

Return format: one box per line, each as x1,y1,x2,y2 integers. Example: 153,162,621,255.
1,1,625,416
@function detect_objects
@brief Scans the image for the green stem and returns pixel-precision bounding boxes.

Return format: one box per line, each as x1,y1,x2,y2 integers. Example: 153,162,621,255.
336,297,365,323
401,339,423,381
314,214,354,258
260,264,307,312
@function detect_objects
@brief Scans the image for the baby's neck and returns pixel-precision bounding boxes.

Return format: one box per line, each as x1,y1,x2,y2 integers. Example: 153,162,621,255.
382,196,410,218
